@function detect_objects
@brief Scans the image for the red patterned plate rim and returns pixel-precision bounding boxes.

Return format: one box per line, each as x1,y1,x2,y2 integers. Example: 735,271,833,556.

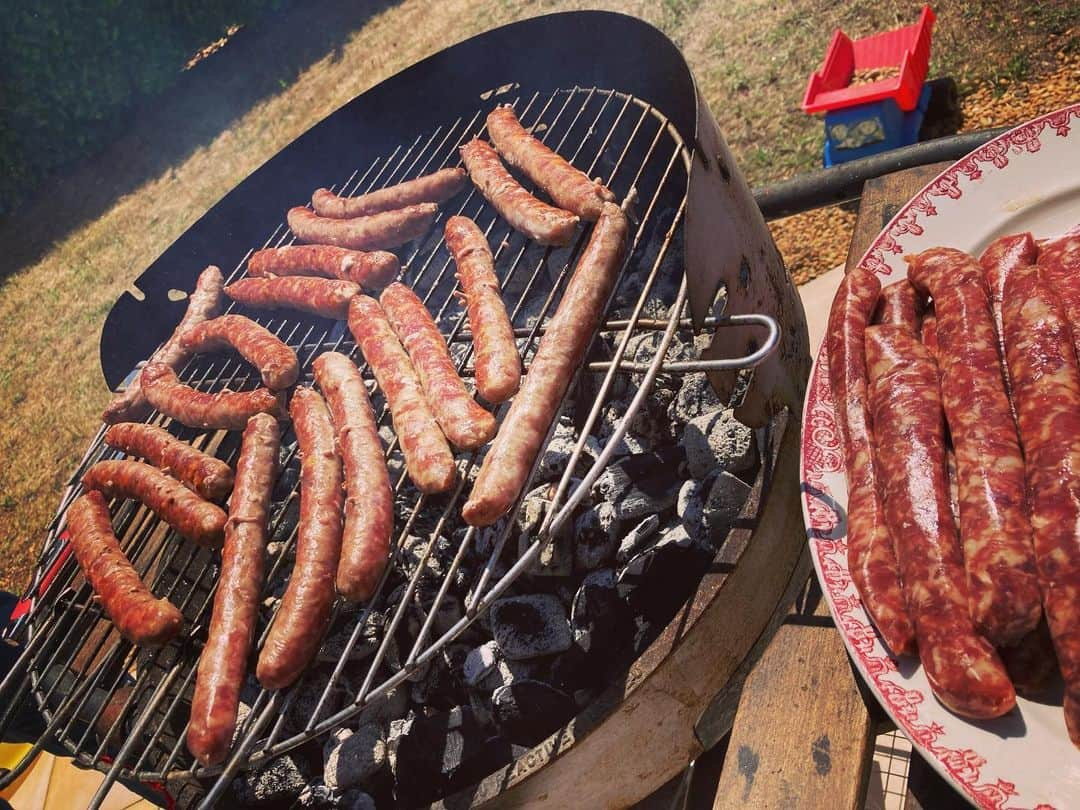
800,102,1080,810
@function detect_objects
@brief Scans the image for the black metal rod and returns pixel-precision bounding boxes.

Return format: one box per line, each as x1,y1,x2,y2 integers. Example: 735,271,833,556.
752,127,1010,220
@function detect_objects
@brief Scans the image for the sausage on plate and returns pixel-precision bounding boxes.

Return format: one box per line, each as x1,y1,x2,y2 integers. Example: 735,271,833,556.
287,204,437,251
486,106,614,221
347,296,457,494
313,352,392,601
311,168,467,218
82,460,227,547
102,266,225,425
866,324,1015,719
104,422,234,501
141,363,285,431
1031,233,1080,361
225,277,359,320
444,216,521,403
460,138,579,246
181,314,299,390
247,245,399,289
187,413,280,766
462,201,627,526
256,388,343,690
872,279,923,330
67,491,184,646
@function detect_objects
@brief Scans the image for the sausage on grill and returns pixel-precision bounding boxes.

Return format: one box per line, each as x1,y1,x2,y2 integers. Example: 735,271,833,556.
907,247,1041,647
872,279,923,330
181,315,299,390
225,277,359,320
313,352,392,601
460,138,579,246
187,413,280,766
103,265,225,425
82,460,227,547
247,245,399,289
486,106,614,221
67,492,184,646
462,201,627,526
444,216,521,403
104,423,234,501
256,388,344,690
347,296,457,494
380,282,496,450
1002,260,1080,745
141,363,285,431
866,325,1015,719
287,204,437,251
311,168,467,218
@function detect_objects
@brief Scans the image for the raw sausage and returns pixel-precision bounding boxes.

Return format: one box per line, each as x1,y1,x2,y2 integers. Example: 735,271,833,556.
379,282,496,450
462,202,627,526
313,352,392,601
486,106,614,221
1002,260,1080,745
141,363,285,431
186,414,280,765
866,325,1015,719
1031,234,1080,362
908,247,1040,647
1000,620,1059,698
979,232,1037,410
256,389,343,690
347,296,457,494
82,460,227,547
225,277,359,320
104,423,234,501
311,168,467,218
824,269,914,655
460,138,579,246
287,204,437,251
247,245,399,289
181,315,299,390
872,279,922,330
444,216,521,403
103,266,225,424
66,492,184,646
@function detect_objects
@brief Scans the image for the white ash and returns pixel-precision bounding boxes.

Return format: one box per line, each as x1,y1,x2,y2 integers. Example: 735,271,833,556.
535,419,602,481
591,448,686,524
323,723,386,790
615,515,661,566
478,656,542,694
463,640,501,687
677,471,752,544
232,752,308,807
573,504,618,572
670,373,723,426
681,408,757,480
489,594,572,660
516,482,574,577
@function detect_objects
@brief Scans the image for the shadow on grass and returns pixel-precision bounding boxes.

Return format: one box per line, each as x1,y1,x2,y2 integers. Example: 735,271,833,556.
0,0,396,283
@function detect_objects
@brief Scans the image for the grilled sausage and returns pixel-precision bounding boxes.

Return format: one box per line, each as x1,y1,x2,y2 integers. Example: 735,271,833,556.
313,352,392,601
225,277,359,320
1002,260,1080,745
872,279,923,330
463,202,627,526
311,168,467,218
256,389,343,690
826,270,915,656
866,325,1015,719
102,265,225,424
181,315,299,391
907,247,1041,647
379,282,496,450
459,138,579,246
1031,234,1080,361
67,492,184,645
486,106,615,221
287,204,437,251
247,245,399,289
444,216,521,403
82,460,227,547
141,363,285,431
347,296,457,494
104,423,234,501
187,414,280,766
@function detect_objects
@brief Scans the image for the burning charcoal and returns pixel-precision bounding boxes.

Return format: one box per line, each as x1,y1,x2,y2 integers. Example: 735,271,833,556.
339,790,377,810
490,594,572,660
570,569,623,655
670,373,723,426
287,672,348,733
536,419,601,481
411,653,466,710
491,680,575,746
463,640,500,687
323,724,387,790
677,471,752,544
681,409,756,480
573,504,618,571
317,611,384,664
350,683,410,729
479,656,542,694
473,520,509,558
232,752,308,807
517,482,574,577
628,386,678,447
592,447,686,524
615,514,661,566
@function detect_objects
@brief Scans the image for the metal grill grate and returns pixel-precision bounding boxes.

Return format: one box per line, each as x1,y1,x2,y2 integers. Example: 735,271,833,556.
0,83,779,808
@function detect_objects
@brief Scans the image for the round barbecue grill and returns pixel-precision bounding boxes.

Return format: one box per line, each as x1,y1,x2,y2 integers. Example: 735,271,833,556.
0,12,810,808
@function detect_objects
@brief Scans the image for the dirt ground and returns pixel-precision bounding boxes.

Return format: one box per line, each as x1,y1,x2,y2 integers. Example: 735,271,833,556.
0,0,1077,592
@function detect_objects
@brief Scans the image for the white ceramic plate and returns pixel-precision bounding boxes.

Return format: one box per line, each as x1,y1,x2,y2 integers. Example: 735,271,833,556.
800,103,1080,809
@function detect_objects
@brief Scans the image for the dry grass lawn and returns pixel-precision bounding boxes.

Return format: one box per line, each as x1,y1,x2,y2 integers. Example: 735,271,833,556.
1,0,1077,592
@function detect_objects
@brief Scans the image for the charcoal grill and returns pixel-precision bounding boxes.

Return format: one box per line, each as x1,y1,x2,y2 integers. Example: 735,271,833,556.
0,12,810,808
